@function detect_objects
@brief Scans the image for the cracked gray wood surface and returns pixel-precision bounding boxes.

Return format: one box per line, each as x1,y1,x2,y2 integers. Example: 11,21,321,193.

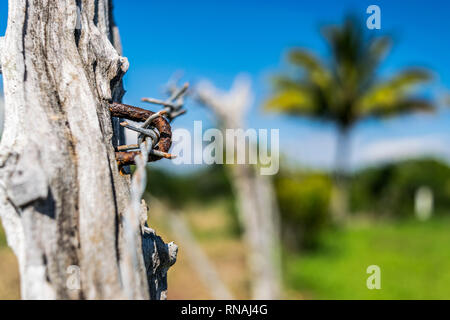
0,0,176,300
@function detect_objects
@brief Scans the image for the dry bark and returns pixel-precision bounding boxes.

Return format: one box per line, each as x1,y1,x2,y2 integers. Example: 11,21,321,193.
0,0,176,300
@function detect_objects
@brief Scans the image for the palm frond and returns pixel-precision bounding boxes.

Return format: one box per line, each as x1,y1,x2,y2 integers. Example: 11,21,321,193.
322,17,365,67
360,36,392,81
358,68,433,115
266,16,435,127
287,49,331,88
360,98,434,117
264,88,316,115
386,69,433,90
270,76,303,91
367,36,391,64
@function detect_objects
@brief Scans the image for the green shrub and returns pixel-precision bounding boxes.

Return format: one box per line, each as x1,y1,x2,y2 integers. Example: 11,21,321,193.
146,165,234,208
275,171,332,250
350,158,450,217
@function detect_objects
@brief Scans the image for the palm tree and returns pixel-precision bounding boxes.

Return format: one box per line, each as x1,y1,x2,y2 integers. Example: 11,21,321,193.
265,16,434,221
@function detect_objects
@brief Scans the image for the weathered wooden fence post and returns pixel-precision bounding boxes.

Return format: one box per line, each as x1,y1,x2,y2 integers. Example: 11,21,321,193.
196,75,282,299
0,0,176,300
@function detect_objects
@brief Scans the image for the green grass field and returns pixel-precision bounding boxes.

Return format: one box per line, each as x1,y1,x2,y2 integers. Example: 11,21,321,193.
2,213,450,299
286,217,450,299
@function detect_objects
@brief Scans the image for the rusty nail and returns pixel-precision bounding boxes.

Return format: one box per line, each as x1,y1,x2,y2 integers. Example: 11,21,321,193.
116,144,139,151
141,109,168,129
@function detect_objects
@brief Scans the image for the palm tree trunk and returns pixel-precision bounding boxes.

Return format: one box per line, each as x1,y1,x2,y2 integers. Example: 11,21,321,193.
331,126,351,223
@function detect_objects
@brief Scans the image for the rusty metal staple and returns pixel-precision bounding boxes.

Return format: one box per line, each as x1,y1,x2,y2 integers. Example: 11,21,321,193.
110,81,189,219
110,102,173,165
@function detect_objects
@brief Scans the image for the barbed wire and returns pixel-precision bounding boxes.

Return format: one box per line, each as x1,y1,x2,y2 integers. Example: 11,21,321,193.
115,79,188,296
124,80,189,233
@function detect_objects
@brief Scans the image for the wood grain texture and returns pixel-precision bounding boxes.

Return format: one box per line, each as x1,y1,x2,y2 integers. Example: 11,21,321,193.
0,0,175,300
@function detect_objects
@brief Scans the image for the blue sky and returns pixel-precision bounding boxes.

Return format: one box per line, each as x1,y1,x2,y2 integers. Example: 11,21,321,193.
1,1,449,171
